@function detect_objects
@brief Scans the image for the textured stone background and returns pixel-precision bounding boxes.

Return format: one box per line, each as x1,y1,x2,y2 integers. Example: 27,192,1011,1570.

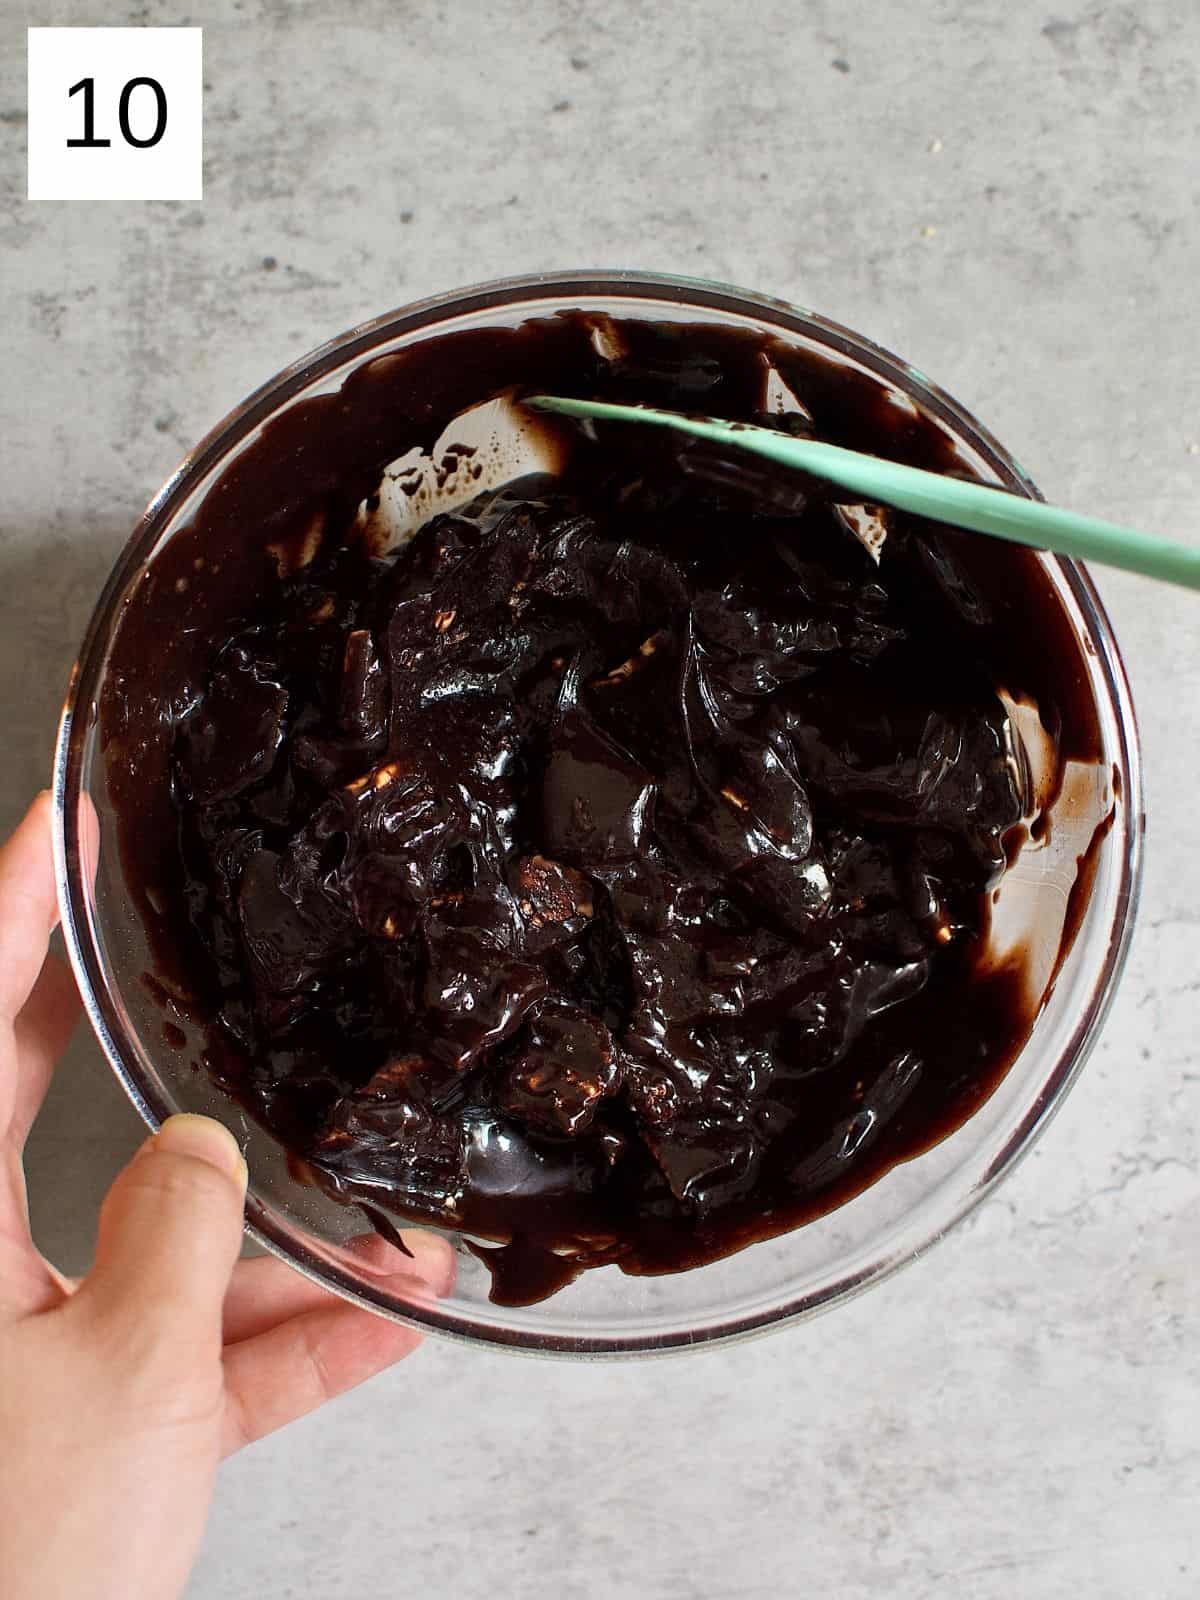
2,1,1198,1595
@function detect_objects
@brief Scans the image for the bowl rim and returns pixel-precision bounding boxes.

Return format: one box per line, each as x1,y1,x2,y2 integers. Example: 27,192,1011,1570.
53,269,1144,1357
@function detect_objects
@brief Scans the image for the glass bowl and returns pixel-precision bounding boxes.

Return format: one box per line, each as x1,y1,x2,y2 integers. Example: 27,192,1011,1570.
52,272,1143,1357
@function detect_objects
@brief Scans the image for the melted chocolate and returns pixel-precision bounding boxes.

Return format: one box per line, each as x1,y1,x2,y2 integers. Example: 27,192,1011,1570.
100,310,1101,1304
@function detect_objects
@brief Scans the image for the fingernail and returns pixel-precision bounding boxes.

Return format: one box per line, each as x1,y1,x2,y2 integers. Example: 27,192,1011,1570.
153,1114,249,1192
353,1228,457,1298
402,1230,458,1297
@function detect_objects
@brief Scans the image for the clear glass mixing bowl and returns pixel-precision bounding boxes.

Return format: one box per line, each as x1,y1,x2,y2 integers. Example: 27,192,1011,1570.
52,272,1142,1357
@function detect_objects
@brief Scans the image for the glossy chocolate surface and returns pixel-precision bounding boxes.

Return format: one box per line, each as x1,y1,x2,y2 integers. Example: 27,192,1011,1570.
101,311,1099,1304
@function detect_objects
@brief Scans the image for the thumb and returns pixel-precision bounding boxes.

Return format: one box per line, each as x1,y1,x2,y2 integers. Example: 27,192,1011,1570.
77,1114,248,1346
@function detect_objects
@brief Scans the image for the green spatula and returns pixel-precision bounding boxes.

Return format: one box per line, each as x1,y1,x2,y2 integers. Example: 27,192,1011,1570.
526,395,1200,592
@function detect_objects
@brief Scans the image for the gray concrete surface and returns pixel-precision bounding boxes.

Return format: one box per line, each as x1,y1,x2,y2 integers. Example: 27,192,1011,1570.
3,1,1199,1595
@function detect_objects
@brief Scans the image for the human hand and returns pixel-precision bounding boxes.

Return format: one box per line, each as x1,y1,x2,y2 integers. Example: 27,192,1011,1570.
0,794,454,1600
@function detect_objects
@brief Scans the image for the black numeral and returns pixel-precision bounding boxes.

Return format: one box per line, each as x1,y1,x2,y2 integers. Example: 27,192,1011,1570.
66,75,168,151
66,78,110,147
118,78,168,148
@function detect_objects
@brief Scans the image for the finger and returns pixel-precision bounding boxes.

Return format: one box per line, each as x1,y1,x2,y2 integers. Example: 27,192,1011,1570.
222,1230,455,1345
76,788,101,890
0,1225,68,1317
74,1114,248,1352
0,967,80,1280
347,1226,457,1298
0,793,59,1027
221,1301,424,1455
8,953,82,1148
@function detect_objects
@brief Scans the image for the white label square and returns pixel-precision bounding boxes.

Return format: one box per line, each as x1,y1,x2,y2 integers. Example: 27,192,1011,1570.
28,27,202,201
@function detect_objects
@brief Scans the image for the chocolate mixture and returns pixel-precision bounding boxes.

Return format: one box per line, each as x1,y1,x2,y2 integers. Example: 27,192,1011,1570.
101,308,1100,1304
